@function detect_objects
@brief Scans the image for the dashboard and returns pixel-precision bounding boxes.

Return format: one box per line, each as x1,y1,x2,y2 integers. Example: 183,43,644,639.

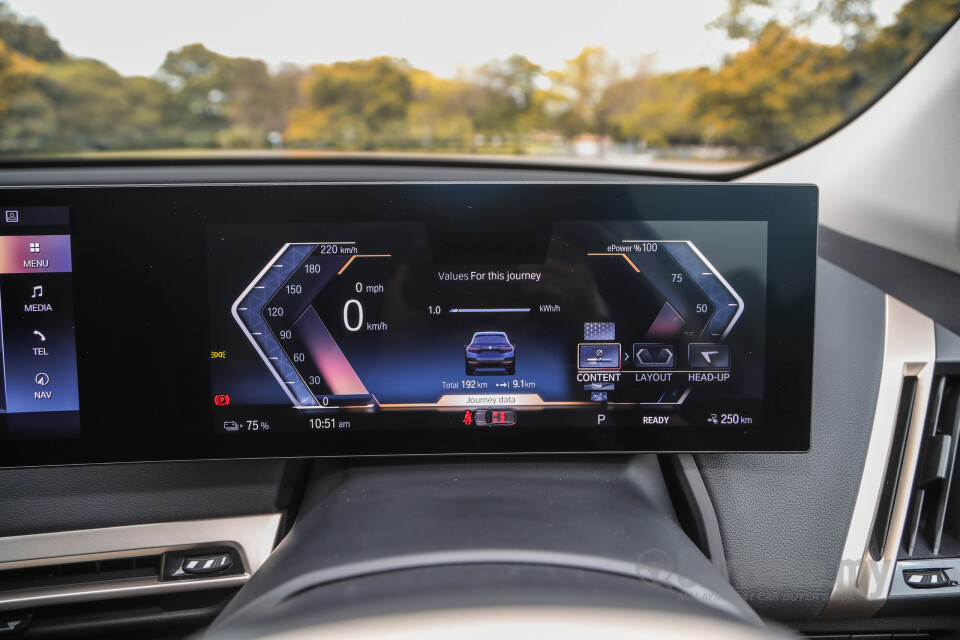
0,183,816,466
2,22,960,637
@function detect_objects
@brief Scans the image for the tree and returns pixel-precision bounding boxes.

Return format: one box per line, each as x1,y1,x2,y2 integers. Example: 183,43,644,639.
711,0,879,48
470,54,541,139
0,39,40,111
157,44,234,146
545,46,619,141
286,57,413,149
0,1,64,62
603,69,712,147
4,0,960,158
156,43,304,148
407,69,475,150
857,0,960,97
309,57,412,132
695,23,854,150
216,57,303,147
0,39,53,153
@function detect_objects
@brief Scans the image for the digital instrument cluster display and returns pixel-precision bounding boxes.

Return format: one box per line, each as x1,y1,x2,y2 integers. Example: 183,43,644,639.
209,221,767,440
201,183,816,454
0,183,816,466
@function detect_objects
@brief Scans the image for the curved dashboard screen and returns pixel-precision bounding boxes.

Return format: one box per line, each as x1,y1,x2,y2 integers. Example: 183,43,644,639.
212,221,763,429
0,183,816,466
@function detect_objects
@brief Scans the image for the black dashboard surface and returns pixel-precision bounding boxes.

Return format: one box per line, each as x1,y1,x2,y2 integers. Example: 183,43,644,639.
697,259,884,619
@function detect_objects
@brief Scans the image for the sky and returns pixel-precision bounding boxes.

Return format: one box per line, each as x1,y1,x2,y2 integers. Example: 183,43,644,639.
7,0,908,78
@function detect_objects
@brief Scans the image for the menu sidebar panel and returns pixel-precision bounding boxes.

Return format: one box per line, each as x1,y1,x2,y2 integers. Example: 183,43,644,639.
0,207,81,442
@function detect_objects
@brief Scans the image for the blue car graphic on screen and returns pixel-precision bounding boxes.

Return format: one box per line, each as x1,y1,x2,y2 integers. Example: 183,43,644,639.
465,332,515,376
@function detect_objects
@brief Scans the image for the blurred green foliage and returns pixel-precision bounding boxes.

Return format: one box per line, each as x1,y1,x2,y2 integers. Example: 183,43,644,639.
0,0,957,158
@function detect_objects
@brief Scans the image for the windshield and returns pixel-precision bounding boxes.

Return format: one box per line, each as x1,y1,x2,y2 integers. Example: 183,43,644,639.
0,0,957,172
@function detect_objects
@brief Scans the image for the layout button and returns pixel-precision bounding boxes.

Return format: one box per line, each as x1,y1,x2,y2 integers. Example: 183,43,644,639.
633,344,675,369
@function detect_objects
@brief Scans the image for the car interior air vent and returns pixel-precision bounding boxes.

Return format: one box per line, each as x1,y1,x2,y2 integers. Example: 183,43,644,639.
870,376,918,559
0,555,162,593
902,373,960,558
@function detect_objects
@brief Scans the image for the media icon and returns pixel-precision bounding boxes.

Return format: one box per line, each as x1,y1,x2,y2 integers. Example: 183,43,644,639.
31,285,43,298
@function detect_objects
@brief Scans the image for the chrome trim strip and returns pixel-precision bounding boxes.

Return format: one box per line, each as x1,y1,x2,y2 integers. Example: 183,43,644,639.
0,513,281,611
821,296,936,617
0,574,250,611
